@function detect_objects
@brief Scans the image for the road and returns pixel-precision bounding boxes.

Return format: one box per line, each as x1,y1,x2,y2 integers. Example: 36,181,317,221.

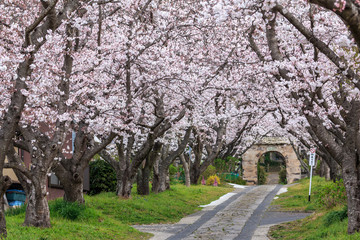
133,185,310,240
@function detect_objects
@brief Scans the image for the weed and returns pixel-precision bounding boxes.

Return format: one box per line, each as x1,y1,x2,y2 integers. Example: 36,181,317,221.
257,162,267,185
50,199,90,220
315,179,346,208
5,204,26,216
323,206,348,226
278,167,287,184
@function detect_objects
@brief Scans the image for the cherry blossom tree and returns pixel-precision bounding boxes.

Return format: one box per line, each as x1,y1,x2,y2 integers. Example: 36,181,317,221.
0,0,91,231
235,0,360,233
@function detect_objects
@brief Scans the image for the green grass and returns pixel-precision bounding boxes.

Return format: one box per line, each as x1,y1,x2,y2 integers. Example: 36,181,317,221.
269,176,360,239
87,184,233,224
5,184,233,239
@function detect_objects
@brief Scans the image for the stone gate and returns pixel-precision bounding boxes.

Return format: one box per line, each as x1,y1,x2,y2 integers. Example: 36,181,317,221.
242,137,301,185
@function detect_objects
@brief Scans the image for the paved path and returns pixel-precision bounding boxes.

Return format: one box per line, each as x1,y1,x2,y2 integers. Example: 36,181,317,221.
266,172,279,185
133,185,311,240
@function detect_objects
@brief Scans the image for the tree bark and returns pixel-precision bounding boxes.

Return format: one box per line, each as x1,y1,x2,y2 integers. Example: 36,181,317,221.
62,172,84,203
342,155,360,234
152,128,191,193
179,153,191,187
190,164,201,185
137,142,163,195
152,163,169,193
23,172,50,227
0,176,12,238
115,170,133,198
137,162,151,195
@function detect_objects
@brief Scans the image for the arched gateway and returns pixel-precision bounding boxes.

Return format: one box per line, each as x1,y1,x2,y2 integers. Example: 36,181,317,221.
242,137,301,185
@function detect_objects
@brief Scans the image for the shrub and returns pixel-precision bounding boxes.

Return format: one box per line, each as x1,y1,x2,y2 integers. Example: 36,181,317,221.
169,164,178,176
316,179,347,208
50,199,85,220
89,156,117,195
206,175,220,186
257,163,267,185
200,165,217,183
323,206,348,226
234,177,247,185
220,173,246,185
278,167,287,184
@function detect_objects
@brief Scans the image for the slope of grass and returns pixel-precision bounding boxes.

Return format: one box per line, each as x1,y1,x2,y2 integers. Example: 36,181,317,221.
87,184,233,224
269,176,360,240
5,184,233,239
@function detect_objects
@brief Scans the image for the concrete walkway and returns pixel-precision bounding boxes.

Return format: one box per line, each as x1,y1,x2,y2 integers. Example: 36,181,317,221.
133,185,311,240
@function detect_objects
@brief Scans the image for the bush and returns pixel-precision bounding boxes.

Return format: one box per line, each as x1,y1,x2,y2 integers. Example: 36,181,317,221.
323,206,348,226
206,175,220,186
257,162,267,185
316,179,347,208
169,164,178,176
89,156,117,195
200,165,217,183
234,177,247,185
278,167,287,184
50,199,85,220
220,173,246,185
50,199,99,221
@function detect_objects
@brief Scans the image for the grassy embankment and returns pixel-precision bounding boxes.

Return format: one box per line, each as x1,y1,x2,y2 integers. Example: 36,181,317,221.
269,176,360,240
5,184,233,240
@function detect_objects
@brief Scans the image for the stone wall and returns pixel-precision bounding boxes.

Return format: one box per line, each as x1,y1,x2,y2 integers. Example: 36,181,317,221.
242,144,301,185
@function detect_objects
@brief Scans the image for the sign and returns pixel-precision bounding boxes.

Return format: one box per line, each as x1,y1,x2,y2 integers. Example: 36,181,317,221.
308,148,316,202
267,147,276,151
309,152,316,167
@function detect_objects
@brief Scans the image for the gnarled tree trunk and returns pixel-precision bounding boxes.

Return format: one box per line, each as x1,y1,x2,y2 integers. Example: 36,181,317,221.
23,172,51,227
137,142,163,195
152,128,192,193
0,176,12,237
53,128,116,203
115,170,133,198
61,172,84,204
152,161,169,193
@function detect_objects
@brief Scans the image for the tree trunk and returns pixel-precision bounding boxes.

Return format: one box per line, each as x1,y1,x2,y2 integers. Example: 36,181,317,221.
179,154,190,187
53,161,85,204
137,163,151,195
116,171,133,199
62,176,84,203
0,176,12,238
136,142,162,195
152,167,169,193
319,159,330,180
165,172,170,190
190,164,201,185
23,173,51,227
342,157,360,234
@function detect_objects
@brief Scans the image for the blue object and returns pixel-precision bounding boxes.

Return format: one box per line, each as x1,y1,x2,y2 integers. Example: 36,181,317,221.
8,201,24,206
6,189,26,202
6,189,24,193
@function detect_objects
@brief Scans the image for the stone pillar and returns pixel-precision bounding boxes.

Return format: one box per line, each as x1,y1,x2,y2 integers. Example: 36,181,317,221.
283,145,301,184
242,146,264,185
